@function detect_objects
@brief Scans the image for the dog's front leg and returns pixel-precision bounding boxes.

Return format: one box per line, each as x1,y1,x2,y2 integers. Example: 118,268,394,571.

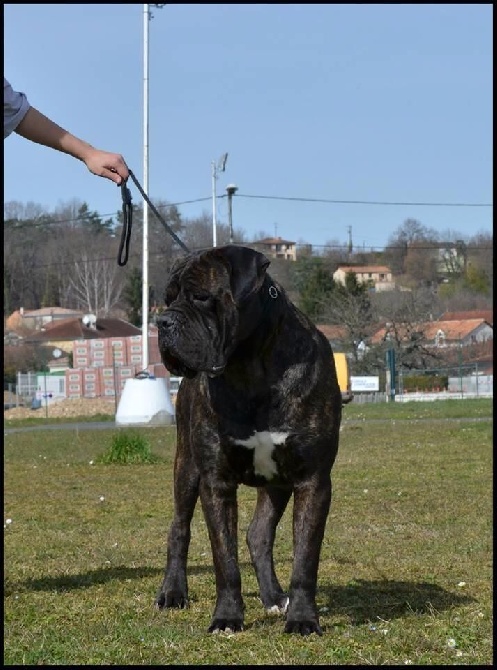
285,474,332,636
156,443,199,610
199,480,244,633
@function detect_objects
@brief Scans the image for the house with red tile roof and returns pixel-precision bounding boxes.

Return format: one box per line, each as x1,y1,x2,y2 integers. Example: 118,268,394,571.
316,324,350,350
371,318,492,348
438,310,493,326
6,306,84,331
24,316,143,346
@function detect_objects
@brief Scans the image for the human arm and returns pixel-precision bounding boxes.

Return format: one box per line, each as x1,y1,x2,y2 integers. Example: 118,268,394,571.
15,106,129,185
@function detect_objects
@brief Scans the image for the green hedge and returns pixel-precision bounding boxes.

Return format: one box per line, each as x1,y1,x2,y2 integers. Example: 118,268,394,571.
402,374,449,392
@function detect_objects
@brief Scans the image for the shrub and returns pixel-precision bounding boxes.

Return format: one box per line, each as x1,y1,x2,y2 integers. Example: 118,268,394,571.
402,374,448,392
98,431,160,464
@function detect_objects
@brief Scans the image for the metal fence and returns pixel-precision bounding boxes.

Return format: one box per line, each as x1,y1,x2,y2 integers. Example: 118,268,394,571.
4,364,493,410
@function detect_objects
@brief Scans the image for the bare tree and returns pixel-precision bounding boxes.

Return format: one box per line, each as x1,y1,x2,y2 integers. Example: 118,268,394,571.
371,288,442,370
69,237,125,316
403,240,439,285
384,218,440,277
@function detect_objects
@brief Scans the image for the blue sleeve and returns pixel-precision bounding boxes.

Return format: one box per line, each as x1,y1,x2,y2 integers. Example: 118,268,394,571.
4,77,31,139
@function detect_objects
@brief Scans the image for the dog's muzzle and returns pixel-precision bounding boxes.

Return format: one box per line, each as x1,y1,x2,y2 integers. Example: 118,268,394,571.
156,311,226,378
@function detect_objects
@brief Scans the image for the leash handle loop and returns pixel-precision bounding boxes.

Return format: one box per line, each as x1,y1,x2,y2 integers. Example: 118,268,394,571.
116,168,190,266
117,181,133,266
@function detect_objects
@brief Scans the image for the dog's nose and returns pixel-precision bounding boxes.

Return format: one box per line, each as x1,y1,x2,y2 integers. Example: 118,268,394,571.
156,313,173,328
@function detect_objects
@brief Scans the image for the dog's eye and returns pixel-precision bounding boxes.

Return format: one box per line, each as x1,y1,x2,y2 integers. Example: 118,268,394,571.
165,286,178,307
192,292,211,303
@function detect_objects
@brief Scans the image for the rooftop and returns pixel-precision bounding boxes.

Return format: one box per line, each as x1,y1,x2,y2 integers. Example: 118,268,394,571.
335,265,391,274
25,317,142,342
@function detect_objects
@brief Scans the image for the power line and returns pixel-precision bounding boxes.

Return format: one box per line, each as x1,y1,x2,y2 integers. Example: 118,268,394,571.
236,193,493,207
4,191,491,228
4,196,212,228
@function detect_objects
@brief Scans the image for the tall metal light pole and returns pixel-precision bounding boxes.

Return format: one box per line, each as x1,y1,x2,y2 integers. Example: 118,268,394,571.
211,153,228,247
142,3,164,371
115,3,173,428
226,183,238,244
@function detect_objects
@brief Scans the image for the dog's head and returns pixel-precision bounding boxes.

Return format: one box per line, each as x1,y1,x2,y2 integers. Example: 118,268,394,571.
157,245,270,378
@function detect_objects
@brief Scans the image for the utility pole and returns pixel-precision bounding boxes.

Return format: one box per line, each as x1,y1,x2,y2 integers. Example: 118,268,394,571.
347,225,353,258
211,153,228,247
226,184,238,244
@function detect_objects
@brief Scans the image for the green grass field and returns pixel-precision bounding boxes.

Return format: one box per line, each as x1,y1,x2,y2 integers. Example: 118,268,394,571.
4,399,493,665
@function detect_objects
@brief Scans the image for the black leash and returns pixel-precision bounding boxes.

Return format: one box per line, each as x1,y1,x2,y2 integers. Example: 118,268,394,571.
117,169,190,266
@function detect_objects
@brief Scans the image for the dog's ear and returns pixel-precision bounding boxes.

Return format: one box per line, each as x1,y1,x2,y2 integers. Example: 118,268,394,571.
212,245,270,302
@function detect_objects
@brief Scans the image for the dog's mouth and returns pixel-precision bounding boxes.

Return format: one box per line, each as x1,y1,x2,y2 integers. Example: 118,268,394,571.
207,365,225,378
160,349,225,379
160,349,197,378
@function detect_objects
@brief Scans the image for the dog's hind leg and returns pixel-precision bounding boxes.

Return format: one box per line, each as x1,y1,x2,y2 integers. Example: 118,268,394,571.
247,486,292,613
156,441,199,610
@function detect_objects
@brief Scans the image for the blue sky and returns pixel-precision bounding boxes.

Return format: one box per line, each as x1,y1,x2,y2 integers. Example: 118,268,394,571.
4,4,492,251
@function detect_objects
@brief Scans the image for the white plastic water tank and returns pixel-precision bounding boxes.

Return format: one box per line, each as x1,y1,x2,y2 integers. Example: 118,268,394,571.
115,376,175,426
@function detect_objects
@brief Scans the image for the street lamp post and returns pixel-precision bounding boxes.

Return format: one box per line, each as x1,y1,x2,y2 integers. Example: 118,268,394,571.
142,3,164,372
211,153,228,247
226,183,238,244
115,3,174,428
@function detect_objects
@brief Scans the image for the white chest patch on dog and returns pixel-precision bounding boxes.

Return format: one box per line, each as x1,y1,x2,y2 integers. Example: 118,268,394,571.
234,431,289,479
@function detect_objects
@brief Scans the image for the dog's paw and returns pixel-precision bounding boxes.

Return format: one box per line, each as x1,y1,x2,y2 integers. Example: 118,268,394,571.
208,618,244,634
284,619,323,636
266,595,289,615
155,588,188,609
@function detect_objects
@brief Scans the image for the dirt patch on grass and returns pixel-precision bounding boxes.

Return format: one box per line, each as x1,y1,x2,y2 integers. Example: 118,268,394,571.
4,397,116,420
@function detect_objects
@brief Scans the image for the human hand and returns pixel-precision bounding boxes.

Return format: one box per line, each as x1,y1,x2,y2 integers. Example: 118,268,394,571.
83,148,129,185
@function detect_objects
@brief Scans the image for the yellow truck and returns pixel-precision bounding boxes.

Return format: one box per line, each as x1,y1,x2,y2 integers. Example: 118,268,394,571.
333,352,353,404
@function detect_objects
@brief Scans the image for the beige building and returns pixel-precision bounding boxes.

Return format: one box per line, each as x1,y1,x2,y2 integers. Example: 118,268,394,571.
250,237,297,261
333,265,395,292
